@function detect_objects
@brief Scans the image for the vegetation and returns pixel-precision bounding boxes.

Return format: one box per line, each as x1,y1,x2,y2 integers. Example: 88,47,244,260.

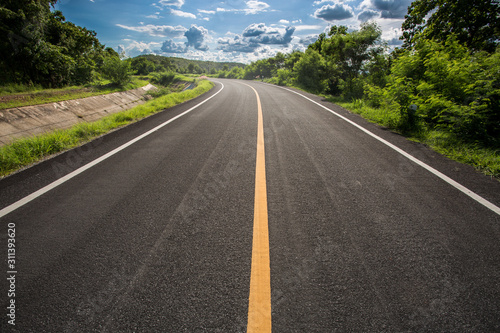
401,0,500,52
0,79,214,177
0,77,149,110
127,55,244,76
0,2,219,176
239,0,499,177
0,1,128,88
1,0,498,177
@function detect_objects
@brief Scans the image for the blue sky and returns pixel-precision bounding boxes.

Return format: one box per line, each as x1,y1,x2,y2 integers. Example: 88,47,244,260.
54,0,411,63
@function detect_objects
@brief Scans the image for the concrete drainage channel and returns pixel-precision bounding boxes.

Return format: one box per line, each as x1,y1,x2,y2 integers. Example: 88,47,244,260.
182,82,196,91
0,84,158,146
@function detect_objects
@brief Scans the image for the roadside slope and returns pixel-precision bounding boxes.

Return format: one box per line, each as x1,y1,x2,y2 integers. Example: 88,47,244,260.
0,80,214,177
0,84,157,146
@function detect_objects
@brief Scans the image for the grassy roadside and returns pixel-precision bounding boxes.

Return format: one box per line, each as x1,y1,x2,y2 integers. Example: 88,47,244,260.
0,77,150,110
328,97,500,179
0,79,214,177
261,80,499,179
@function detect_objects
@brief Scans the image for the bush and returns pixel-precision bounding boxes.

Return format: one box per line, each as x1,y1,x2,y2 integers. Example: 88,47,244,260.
293,49,328,94
369,36,500,144
33,42,76,87
151,72,177,87
101,57,131,86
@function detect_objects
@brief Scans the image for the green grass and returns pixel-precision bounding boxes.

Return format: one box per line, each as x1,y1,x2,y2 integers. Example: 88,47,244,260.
148,74,194,98
0,79,214,177
0,77,150,110
328,97,499,178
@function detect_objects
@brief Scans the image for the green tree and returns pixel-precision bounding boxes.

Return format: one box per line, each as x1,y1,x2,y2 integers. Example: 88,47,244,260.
0,0,106,86
293,49,327,93
102,56,130,86
284,51,303,70
194,64,204,74
320,23,384,98
370,35,500,141
131,57,156,75
1,0,57,83
402,0,500,52
46,10,103,85
227,66,244,79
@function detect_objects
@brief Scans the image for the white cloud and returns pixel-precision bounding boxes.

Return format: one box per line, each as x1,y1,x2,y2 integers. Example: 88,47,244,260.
376,19,404,45
216,0,271,15
218,35,260,53
184,24,210,51
118,40,162,57
314,2,354,21
146,12,162,19
170,9,196,19
116,24,187,38
245,0,270,14
198,9,216,15
314,0,355,4
295,25,323,31
299,35,318,45
160,39,188,53
358,9,380,22
242,23,296,45
360,0,412,19
279,19,290,24
159,0,184,8
217,23,298,55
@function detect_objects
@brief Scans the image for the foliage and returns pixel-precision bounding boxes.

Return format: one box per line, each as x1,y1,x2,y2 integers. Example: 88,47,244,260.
293,49,327,93
240,1,499,174
402,0,500,52
331,97,500,177
150,72,178,87
0,1,125,88
244,23,384,99
320,23,384,99
128,55,175,73
101,56,131,86
158,55,244,74
365,36,500,144
130,57,156,75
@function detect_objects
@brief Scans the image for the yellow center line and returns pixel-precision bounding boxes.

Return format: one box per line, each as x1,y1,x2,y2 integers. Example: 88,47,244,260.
244,83,272,333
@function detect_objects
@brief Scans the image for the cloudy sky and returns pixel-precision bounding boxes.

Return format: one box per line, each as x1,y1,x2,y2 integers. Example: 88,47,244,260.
54,0,411,63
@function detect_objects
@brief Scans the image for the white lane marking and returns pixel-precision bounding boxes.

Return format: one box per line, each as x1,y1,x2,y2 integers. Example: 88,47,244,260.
269,83,500,216
0,82,225,219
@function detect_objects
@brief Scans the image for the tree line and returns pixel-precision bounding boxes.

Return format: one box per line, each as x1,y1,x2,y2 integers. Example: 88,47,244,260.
240,0,499,146
127,55,244,76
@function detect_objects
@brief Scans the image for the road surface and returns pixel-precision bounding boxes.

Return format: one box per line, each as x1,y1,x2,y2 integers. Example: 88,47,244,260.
1,79,500,332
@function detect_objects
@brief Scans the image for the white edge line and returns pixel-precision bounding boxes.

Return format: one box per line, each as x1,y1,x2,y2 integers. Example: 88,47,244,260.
268,83,500,216
0,81,224,219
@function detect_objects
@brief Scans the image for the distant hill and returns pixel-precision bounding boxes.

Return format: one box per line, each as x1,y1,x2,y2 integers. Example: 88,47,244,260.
134,55,245,74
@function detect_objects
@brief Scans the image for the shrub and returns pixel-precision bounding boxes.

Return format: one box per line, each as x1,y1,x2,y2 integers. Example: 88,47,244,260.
151,72,177,87
101,57,131,86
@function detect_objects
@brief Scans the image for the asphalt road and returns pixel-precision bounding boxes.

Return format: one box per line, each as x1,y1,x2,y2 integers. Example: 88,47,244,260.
1,79,500,332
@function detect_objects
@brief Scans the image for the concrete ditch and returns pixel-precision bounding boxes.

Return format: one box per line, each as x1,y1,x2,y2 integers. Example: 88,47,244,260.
0,84,157,146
